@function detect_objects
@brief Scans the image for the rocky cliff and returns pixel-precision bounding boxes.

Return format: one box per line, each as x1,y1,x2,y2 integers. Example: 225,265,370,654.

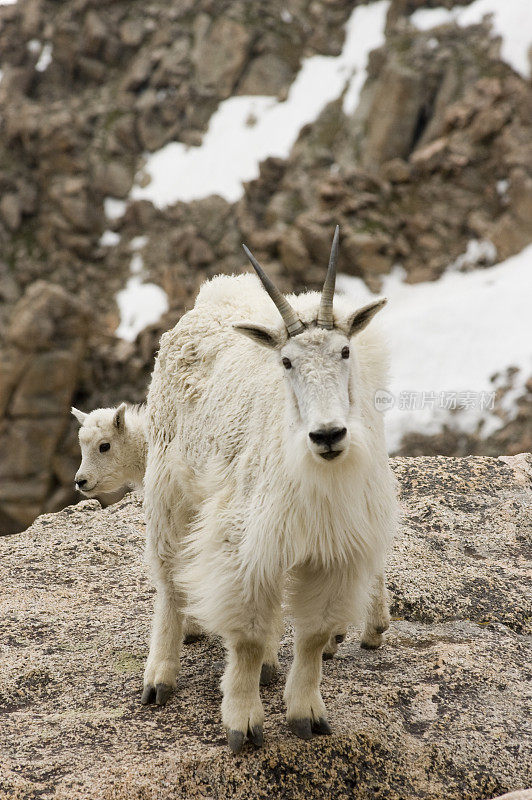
1,0,531,531
1,454,531,799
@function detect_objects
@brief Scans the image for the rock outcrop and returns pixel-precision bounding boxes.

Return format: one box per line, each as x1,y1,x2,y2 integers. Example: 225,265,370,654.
1,454,530,799
0,282,90,534
1,0,532,528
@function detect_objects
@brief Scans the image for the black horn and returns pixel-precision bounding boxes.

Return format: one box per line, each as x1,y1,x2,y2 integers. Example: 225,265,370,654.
317,225,339,330
242,244,305,337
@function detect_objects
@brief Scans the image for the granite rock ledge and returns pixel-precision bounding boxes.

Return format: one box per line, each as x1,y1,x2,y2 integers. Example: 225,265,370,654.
0,455,531,799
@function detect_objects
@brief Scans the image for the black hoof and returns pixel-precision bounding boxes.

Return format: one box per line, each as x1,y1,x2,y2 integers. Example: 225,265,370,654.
155,683,173,706
312,717,332,735
360,640,380,650
335,633,345,644
288,718,313,740
248,723,264,748
260,663,277,686
141,685,156,705
227,729,245,754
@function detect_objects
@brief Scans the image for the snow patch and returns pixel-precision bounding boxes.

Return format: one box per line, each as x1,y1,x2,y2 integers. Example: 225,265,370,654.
99,230,120,247
115,254,168,342
131,1,390,206
26,40,52,71
448,239,496,272
36,43,52,72
338,244,532,452
130,235,147,251
411,0,532,78
104,198,126,220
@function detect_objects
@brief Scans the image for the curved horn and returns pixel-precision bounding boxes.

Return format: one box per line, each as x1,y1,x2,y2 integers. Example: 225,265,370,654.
317,225,339,330
242,244,305,337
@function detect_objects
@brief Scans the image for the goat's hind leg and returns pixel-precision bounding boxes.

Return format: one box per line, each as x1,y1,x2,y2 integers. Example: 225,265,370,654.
259,605,282,686
361,571,390,650
142,462,188,706
183,615,206,644
141,542,184,705
322,630,347,660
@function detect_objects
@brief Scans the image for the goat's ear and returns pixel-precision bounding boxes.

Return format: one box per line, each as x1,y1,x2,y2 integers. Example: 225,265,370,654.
345,298,387,337
114,403,127,432
71,407,87,425
232,322,284,350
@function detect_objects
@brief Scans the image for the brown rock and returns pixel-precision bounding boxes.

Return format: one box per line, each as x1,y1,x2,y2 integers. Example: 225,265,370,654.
362,56,425,168
119,20,145,48
9,351,80,417
410,137,448,170
187,236,214,267
380,158,411,183
77,56,106,83
0,194,22,231
0,350,29,417
93,161,133,199
297,216,332,264
507,169,532,229
0,418,65,481
193,17,250,98
7,282,90,351
491,213,532,261
279,227,310,274
239,54,293,97
82,11,107,57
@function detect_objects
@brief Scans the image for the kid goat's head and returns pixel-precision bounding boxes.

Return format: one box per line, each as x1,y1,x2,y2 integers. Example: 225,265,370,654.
71,404,129,496
234,227,386,465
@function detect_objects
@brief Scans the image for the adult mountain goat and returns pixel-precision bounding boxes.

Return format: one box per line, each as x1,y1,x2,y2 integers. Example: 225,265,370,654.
143,227,397,752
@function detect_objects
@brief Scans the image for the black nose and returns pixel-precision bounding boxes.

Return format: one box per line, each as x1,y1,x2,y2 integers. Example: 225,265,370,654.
309,427,347,447
76,479,87,488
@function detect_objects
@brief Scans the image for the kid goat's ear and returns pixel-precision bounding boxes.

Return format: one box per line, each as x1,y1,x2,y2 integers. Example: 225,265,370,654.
71,407,87,425
232,323,284,350
345,298,387,337
114,403,127,431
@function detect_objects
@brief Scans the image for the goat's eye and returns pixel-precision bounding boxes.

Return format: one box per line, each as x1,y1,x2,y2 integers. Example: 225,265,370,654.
282,357,292,370
99,442,110,453
341,346,350,359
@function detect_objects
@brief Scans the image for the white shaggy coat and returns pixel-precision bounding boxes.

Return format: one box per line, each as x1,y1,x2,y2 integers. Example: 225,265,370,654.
143,273,397,747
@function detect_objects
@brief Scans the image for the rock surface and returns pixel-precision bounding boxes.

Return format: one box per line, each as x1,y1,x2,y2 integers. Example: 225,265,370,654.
0,282,90,534
1,1,532,528
0,454,530,799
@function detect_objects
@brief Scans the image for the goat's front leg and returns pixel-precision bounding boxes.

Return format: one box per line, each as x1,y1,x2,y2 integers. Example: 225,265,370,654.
284,629,331,739
361,570,390,649
221,637,265,753
284,563,355,739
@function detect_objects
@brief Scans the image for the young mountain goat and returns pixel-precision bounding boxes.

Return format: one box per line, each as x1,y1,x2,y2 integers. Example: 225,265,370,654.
71,402,205,644
142,227,397,752
72,403,147,496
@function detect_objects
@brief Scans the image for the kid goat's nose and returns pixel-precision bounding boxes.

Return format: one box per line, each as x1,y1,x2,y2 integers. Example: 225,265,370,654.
76,478,87,488
309,427,347,447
